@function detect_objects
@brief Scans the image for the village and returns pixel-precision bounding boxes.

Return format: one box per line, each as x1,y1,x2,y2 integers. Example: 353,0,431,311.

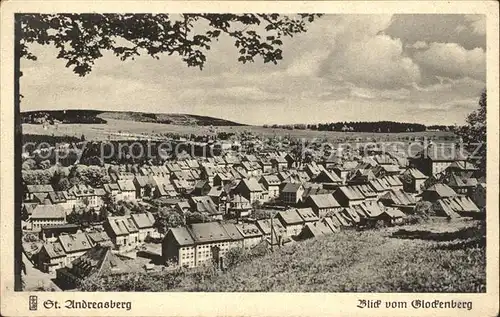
20,131,486,291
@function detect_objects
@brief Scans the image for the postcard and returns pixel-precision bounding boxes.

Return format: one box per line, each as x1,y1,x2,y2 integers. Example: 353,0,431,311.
0,1,498,316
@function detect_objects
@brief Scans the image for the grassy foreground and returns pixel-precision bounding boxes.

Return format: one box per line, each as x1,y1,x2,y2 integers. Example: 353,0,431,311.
81,220,486,292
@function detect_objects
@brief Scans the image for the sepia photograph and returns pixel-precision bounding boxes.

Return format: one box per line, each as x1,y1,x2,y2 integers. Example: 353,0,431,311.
1,1,499,316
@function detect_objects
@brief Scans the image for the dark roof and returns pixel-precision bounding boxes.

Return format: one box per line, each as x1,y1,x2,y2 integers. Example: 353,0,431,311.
404,168,427,179
42,241,66,258
236,223,263,238
424,183,457,197
381,189,416,206
107,216,139,236
130,212,155,229
30,205,65,219
188,222,232,243
296,208,319,222
277,210,304,225
169,227,195,246
26,184,55,193
335,186,364,201
308,194,340,209
281,182,303,193
58,233,92,253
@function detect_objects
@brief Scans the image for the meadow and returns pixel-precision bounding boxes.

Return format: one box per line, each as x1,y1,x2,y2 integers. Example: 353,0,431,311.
22,119,455,143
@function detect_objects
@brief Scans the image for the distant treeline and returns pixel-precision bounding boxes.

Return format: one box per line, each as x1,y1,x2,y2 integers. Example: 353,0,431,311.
21,110,107,124
21,134,83,147
263,121,453,133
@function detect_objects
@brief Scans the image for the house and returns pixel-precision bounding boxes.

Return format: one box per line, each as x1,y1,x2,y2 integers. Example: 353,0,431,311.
133,176,149,199
401,168,428,193
130,212,156,243
227,195,252,218
189,196,223,220
410,143,467,176
305,194,341,218
176,201,191,214
445,161,478,178
381,175,404,191
420,184,457,202
58,232,93,267
233,178,266,204
305,162,324,179
241,161,262,178
301,185,330,201
321,216,340,233
259,175,281,199
357,200,385,220
255,218,287,240
332,161,358,182
162,227,196,267
56,245,135,289
328,210,353,228
154,181,178,198
333,186,365,207
340,206,363,225
349,184,378,201
271,156,288,171
280,182,305,205
172,179,192,194
368,178,392,197
37,241,67,273
378,207,407,225
29,205,67,230
116,180,137,201
443,173,478,195
103,183,121,201
86,230,112,247
187,222,242,268
372,164,401,177
259,158,273,173
347,169,376,185
379,189,416,211
236,223,263,249
192,180,212,196
296,207,319,224
67,184,104,209
433,196,481,219
39,223,79,242
276,209,305,237
213,172,232,187
104,216,140,252
313,170,343,189
24,184,54,202
297,221,333,240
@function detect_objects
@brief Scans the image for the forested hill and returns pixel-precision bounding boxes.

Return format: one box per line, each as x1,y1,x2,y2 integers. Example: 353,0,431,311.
264,121,455,133
20,110,245,126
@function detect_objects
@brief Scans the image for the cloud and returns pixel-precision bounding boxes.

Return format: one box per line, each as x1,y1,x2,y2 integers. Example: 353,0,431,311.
413,42,485,80
406,40,429,50
286,49,330,77
464,15,486,35
180,86,285,105
323,34,421,89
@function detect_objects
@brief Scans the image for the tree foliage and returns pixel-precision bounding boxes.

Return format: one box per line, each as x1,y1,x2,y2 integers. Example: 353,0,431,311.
455,90,486,176
18,13,322,76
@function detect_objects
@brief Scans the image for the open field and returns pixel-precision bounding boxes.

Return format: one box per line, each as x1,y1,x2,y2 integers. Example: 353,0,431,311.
80,219,485,292
22,119,455,143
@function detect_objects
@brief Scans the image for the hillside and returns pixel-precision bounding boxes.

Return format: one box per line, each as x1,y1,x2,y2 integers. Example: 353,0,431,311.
80,220,485,292
20,110,245,126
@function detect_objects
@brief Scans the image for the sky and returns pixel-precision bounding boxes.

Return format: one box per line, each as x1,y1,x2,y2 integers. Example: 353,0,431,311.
20,14,486,126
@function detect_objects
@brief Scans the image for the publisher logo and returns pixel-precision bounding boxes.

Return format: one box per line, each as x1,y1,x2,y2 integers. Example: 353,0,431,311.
29,295,38,311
